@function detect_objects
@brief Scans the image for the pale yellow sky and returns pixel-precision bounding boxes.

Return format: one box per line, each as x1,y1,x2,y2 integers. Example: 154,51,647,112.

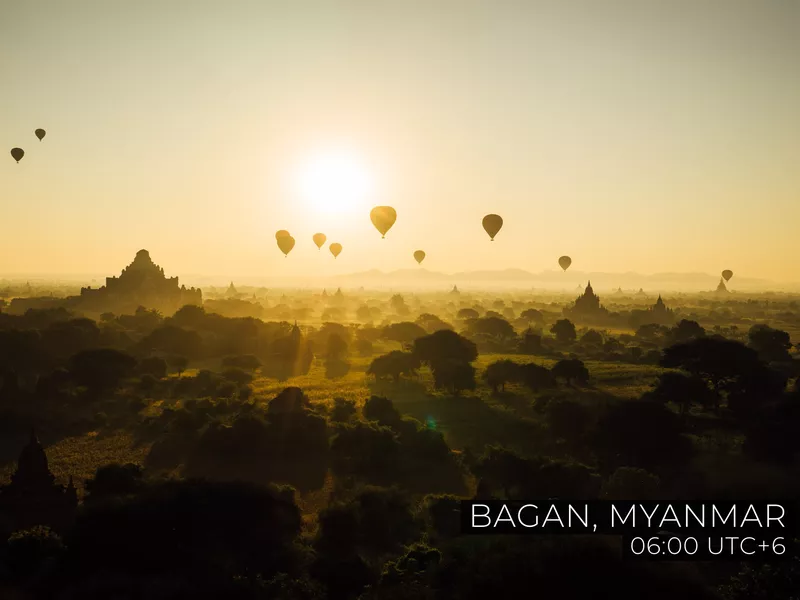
1,0,798,282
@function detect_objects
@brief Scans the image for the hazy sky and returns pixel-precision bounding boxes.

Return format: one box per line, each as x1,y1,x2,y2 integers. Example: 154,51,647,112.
1,0,798,282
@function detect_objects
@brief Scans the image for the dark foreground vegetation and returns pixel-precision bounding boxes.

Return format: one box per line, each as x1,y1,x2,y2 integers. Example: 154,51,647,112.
0,288,799,599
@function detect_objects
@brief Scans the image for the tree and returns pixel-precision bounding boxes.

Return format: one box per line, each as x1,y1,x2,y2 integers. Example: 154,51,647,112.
635,323,669,342
580,329,603,345
363,395,402,427
222,368,254,385
456,308,479,320
520,308,544,325
367,351,421,382
518,328,543,354
415,313,453,333
69,348,137,394
748,324,792,363
354,338,374,357
390,294,409,316
520,362,556,391
382,322,427,346
465,317,516,341
413,330,478,366
484,359,521,393
356,305,372,321
649,371,714,415
661,337,780,412
668,319,705,343
551,359,589,385
167,355,189,376
431,360,476,395
326,333,348,361
550,319,576,344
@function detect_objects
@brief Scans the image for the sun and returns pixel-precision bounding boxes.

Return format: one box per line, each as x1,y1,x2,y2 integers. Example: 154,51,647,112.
293,150,374,217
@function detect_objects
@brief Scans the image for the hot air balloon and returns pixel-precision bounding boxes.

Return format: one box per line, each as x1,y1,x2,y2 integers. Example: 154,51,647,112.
35,129,46,141
370,206,396,238
482,214,503,240
558,256,572,271
276,230,290,240
10,148,24,163
414,250,426,264
330,243,342,258
722,270,733,282
277,235,295,257
313,233,327,250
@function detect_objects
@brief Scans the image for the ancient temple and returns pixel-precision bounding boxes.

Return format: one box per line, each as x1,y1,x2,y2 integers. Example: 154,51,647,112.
0,430,78,534
450,285,460,295
79,250,202,314
648,295,676,325
564,280,609,321
716,278,730,294
226,282,238,297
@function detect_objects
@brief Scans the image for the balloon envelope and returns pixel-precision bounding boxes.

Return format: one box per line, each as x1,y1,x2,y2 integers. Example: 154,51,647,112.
558,256,572,271
722,269,733,282
330,243,342,258
10,148,24,163
313,233,327,249
277,235,295,256
482,214,503,240
370,206,397,238
275,230,290,240
35,129,46,141
414,250,426,264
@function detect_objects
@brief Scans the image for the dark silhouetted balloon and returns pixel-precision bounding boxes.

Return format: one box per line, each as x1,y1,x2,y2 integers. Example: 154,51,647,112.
35,129,46,141
370,206,396,238
559,256,572,271
275,230,290,240
330,243,342,258
10,148,24,163
722,269,733,282
414,250,426,264
482,214,503,240
313,233,327,249
277,235,295,257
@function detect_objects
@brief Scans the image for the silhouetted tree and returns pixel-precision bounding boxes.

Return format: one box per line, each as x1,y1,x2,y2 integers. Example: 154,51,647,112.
550,319,577,343
431,360,476,395
68,348,137,394
367,351,421,382
520,362,557,391
552,358,589,385
748,324,792,363
413,330,478,366
648,371,714,414
484,359,521,392
669,319,705,343
382,322,427,346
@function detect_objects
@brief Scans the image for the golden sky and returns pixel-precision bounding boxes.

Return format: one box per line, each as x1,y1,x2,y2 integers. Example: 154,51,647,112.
1,0,799,282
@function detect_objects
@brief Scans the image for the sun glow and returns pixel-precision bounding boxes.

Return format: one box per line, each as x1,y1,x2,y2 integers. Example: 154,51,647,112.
293,150,374,217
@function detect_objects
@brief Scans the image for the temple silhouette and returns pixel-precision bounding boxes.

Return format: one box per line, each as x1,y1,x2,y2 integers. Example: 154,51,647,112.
78,249,202,314
0,430,78,534
564,281,609,322
716,278,730,294
647,295,676,325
